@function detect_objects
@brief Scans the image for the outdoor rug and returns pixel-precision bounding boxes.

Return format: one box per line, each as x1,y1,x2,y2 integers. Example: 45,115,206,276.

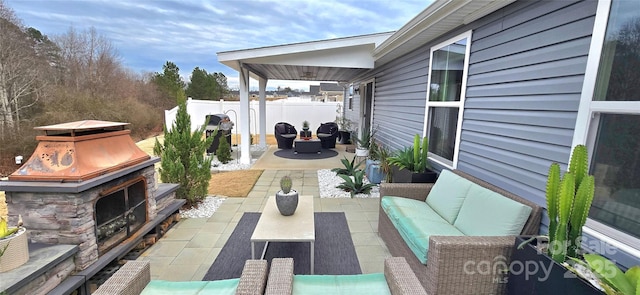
273,148,338,160
203,212,361,280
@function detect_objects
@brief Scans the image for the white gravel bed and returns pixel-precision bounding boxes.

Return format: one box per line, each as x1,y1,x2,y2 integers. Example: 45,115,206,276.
210,144,267,171
179,196,226,218
317,169,380,198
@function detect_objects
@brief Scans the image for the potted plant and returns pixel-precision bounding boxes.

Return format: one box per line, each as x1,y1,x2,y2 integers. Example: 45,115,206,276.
388,134,437,183
352,128,373,157
300,120,312,139
365,140,386,184
334,104,352,144
0,215,28,272
577,253,640,294
508,144,601,294
275,176,298,216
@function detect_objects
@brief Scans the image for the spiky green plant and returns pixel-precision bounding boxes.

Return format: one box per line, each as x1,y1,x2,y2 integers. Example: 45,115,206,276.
413,135,430,173
331,156,362,176
546,144,595,263
388,134,431,173
336,170,376,197
280,176,293,194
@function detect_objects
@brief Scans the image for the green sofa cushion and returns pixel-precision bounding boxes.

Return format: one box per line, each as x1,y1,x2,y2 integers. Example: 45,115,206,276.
425,169,473,224
381,196,464,264
293,273,390,294
140,278,240,295
453,185,532,236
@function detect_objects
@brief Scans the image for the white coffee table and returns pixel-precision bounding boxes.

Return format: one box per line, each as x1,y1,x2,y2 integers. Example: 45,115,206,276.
250,195,315,274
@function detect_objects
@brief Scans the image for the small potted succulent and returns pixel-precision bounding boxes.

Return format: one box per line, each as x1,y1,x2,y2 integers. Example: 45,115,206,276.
275,176,299,216
300,120,312,140
0,215,28,272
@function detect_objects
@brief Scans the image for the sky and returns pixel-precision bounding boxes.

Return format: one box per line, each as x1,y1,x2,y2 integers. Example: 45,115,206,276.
6,0,431,91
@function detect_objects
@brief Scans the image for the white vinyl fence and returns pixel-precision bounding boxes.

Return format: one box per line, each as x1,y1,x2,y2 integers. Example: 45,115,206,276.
164,98,341,134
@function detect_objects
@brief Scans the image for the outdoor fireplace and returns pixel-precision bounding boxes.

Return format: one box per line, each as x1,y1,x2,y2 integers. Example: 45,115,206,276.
95,177,148,255
0,120,184,294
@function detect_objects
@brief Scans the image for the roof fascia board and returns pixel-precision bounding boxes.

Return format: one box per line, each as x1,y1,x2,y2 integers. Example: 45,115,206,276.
241,44,375,68
218,32,393,62
373,0,514,60
373,0,471,59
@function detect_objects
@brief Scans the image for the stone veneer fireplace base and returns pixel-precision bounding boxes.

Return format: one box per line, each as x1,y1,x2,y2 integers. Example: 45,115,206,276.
0,162,184,294
0,120,185,294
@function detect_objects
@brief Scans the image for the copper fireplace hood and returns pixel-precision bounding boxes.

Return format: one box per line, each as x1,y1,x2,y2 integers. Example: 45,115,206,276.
9,120,151,182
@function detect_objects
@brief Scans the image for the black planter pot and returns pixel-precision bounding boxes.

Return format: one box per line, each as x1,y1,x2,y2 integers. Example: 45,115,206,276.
337,130,351,144
299,130,312,139
391,166,438,183
507,236,602,295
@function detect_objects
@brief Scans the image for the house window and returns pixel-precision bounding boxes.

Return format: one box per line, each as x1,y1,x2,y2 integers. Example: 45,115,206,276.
583,0,640,243
424,31,471,167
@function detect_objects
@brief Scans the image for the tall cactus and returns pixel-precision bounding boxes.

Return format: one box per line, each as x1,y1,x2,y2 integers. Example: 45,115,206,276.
545,163,561,249
413,135,420,171
412,134,431,173
546,144,595,263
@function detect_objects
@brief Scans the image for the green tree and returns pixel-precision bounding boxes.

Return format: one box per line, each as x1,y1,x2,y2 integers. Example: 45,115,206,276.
186,67,229,100
152,61,185,103
186,67,214,100
213,72,229,99
153,90,213,206
215,136,232,164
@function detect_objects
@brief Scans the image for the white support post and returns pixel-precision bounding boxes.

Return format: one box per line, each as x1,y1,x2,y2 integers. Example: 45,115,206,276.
258,78,267,148
239,65,251,165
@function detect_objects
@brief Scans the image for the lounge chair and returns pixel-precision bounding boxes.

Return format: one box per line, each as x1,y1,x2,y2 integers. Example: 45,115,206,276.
316,122,338,148
274,122,297,149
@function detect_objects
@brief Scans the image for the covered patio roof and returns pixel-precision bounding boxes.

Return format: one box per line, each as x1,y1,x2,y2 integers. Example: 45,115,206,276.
217,32,393,82
216,0,515,165
216,0,514,84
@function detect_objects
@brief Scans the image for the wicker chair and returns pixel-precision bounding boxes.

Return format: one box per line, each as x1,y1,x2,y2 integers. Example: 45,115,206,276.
264,257,426,295
378,169,542,295
93,259,268,295
316,122,339,148
274,122,297,149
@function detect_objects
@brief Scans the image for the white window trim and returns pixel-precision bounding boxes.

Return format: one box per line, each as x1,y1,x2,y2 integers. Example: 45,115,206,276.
571,0,640,252
423,30,472,169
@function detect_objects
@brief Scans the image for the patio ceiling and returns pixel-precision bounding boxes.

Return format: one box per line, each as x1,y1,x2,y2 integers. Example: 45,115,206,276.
217,32,393,82
216,0,514,84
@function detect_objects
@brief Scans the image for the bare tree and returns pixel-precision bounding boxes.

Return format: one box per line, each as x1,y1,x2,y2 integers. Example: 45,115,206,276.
0,0,48,138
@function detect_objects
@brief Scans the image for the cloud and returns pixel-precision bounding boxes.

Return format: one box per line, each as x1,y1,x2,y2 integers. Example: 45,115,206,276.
6,0,431,89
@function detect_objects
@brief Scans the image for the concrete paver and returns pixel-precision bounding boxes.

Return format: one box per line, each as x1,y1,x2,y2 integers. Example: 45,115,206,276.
140,152,390,280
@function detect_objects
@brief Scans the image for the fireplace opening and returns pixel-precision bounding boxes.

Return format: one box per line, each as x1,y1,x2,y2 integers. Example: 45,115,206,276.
95,177,148,255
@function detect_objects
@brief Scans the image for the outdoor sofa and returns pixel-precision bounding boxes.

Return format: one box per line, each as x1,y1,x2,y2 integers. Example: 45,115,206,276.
264,257,426,295
378,169,542,295
93,259,268,295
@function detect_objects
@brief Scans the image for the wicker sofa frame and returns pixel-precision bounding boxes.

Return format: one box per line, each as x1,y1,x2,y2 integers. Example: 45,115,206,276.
93,259,268,295
378,169,542,295
264,257,426,295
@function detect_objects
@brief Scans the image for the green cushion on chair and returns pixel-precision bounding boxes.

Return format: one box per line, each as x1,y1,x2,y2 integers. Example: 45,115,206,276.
293,273,390,294
425,169,473,224
381,196,464,264
453,185,532,236
140,278,240,295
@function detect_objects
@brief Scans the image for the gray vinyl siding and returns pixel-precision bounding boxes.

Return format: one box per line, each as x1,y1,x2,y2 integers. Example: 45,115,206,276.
459,0,597,215
359,0,597,234
367,45,430,151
